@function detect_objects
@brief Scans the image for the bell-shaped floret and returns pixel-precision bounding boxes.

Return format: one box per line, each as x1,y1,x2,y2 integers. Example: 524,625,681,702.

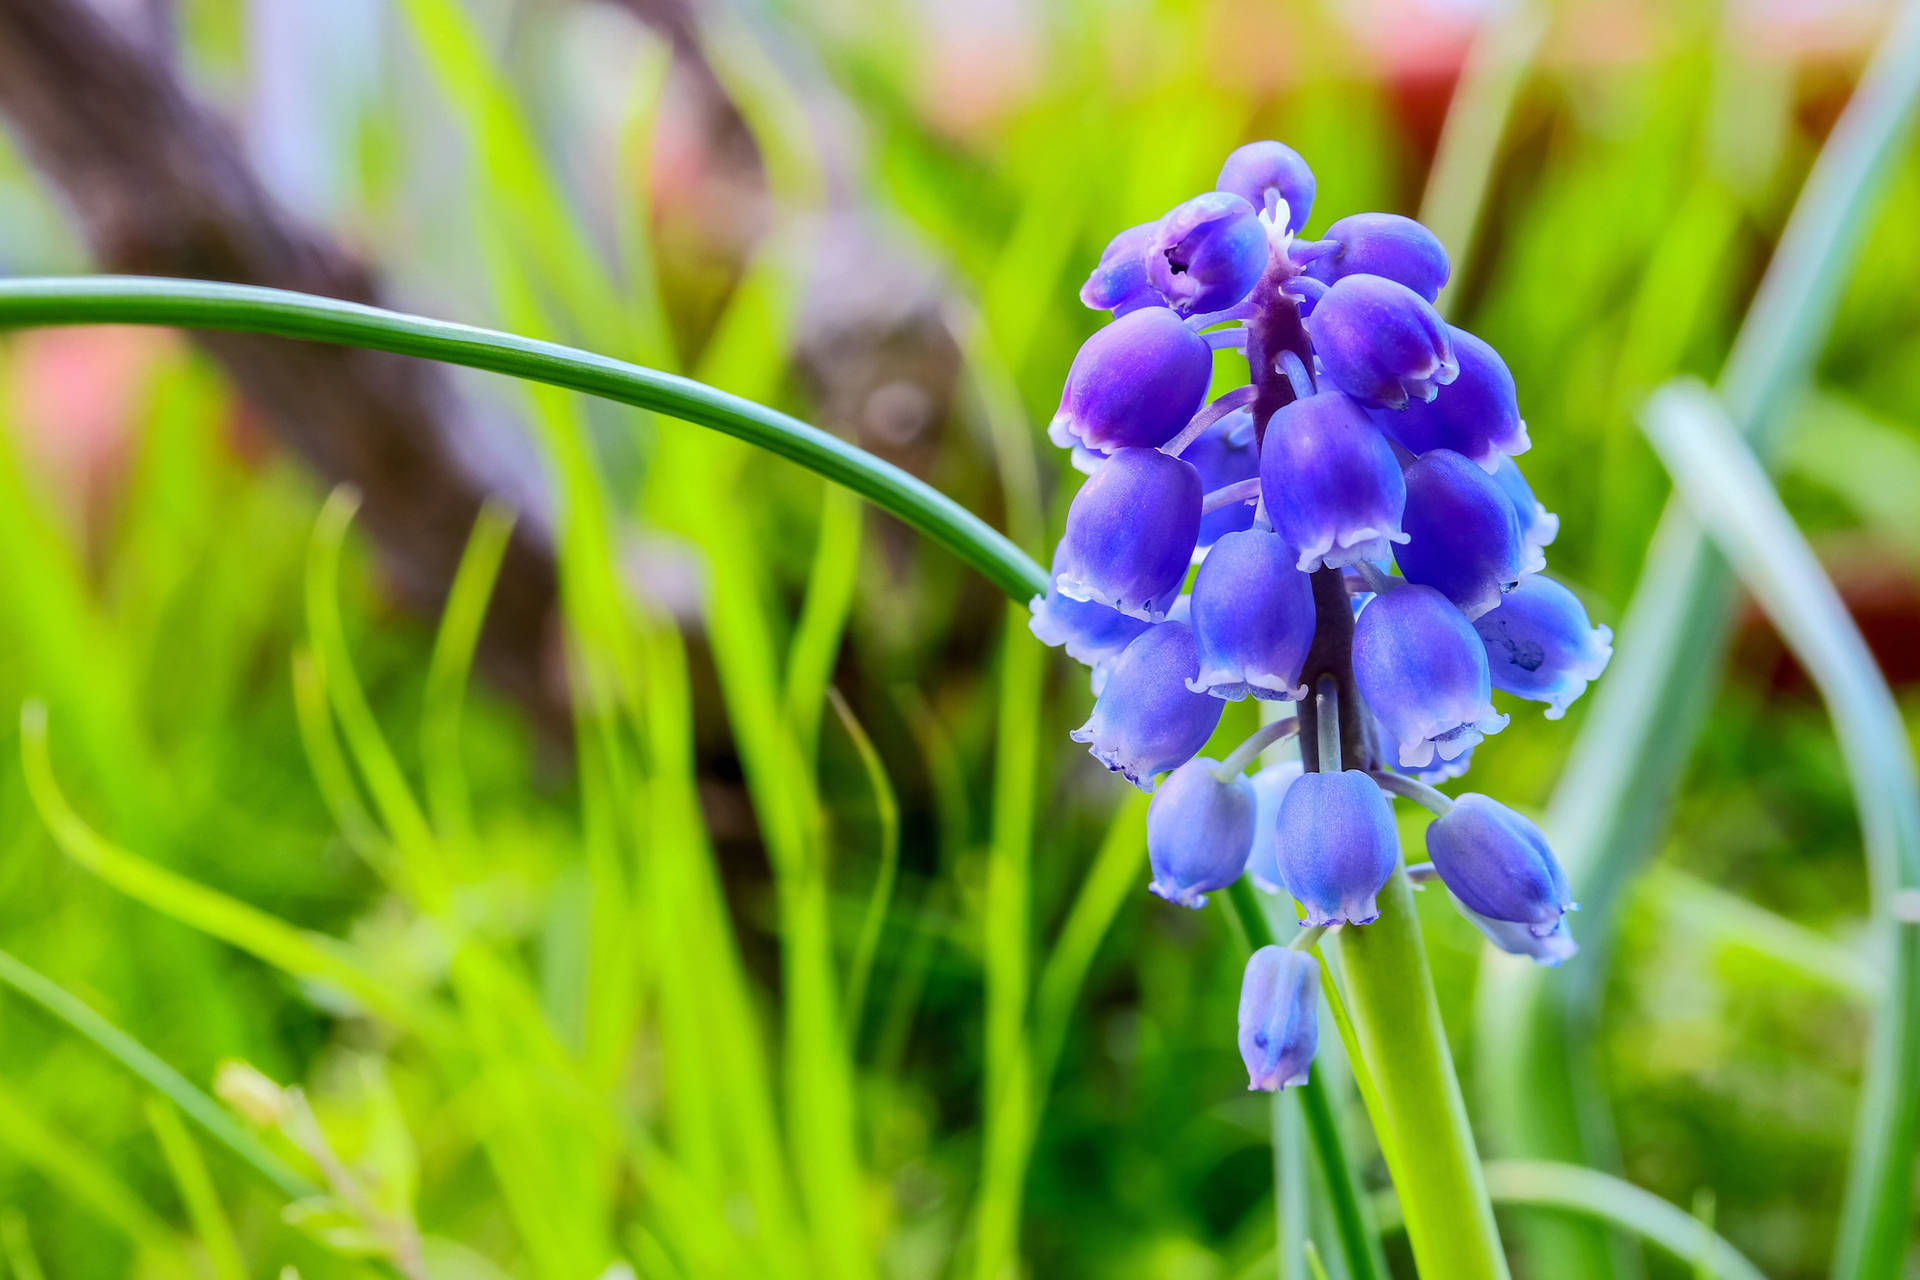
1261,390,1408,572
1472,575,1612,719
1186,408,1262,550
1071,622,1224,791
1395,448,1527,619
1029,543,1155,667
1146,758,1257,907
1304,274,1457,410
1238,946,1320,1091
1079,222,1165,316
1425,794,1575,937
1275,770,1400,927
1295,212,1449,302
1372,327,1527,472
1055,448,1201,620
1352,584,1508,770
1146,192,1269,318
1187,530,1316,701
1458,900,1578,966
1049,307,1213,453
1217,140,1316,234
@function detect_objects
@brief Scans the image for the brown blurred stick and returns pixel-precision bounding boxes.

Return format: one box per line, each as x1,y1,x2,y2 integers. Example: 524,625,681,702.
0,0,565,728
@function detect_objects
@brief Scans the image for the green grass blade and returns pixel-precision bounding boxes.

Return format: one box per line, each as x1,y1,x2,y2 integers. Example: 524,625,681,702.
786,490,865,762
1476,1162,1767,1280
0,277,1048,602
828,686,901,1043
422,501,516,846
0,1082,179,1261
145,1098,249,1280
1642,379,1920,1280
0,1210,48,1280
0,948,314,1200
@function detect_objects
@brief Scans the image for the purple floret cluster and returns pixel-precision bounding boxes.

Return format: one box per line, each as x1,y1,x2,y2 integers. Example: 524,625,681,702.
1028,141,1615,1091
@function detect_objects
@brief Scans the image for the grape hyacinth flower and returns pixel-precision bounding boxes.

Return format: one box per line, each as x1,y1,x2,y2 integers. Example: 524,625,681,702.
1080,223,1164,316
1187,530,1315,701
1424,795,1576,937
1353,583,1509,769
1303,275,1457,409
1295,212,1450,302
1049,307,1212,452
1054,448,1200,619
1238,946,1319,1091
1260,390,1408,572
1216,139,1315,233
1033,139,1605,1088
1147,758,1257,907
1396,448,1529,618
1372,326,1527,471
1146,192,1269,317
1275,770,1400,926
1071,622,1222,791
1472,575,1613,718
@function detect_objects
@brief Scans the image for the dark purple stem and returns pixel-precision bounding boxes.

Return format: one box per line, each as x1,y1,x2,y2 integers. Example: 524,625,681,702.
1246,249,1376,775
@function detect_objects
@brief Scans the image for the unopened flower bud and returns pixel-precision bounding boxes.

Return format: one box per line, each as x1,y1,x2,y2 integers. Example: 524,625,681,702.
1147,758,1257,907
1216,140,1316,234
1080,222,1165,316
1425,794,1575,937
1238,946,1320,1091
1295,212,1449,302
1275,770,1400,926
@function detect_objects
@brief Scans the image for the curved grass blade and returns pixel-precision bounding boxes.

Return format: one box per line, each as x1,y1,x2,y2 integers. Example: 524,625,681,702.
0,949,314,1200
145,1098,249,1280
0,276,1048,601
1642,379,1920,1280
827,685,902,1041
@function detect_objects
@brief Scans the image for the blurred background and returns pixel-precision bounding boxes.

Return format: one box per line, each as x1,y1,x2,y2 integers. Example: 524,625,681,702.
0,0,1916,1276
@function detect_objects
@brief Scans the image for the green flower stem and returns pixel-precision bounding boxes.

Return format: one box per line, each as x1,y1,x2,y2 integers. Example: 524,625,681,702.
0,275,1046,603
1340,867,1509,1278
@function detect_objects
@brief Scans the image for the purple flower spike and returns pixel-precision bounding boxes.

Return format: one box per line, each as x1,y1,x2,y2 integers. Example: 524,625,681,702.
1080,222,1165,316
1295,212,1450,302
1352,585,1508,770
1147,758,1257,907
1246,762,1305,893
1304,274,1457,410
1460,902,1578,966
1029,544,1153,668
1238,946,1319,1091
1491,455,1558,570
1275,770,1399,926
1395,449,1526,619
1216,140,1316,234
1056,448,1201,620
1187,530,1316,701
1147,192,1269,317
1472,575,1613,719
1049,307,1213,453
1372,327,1527,472
1261,391,1409,572
1426,794,1575,936
1186,410,1262,550
1071,622,1224,791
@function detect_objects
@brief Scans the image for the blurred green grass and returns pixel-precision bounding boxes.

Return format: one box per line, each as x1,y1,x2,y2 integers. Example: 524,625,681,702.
0,1,1918,1277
